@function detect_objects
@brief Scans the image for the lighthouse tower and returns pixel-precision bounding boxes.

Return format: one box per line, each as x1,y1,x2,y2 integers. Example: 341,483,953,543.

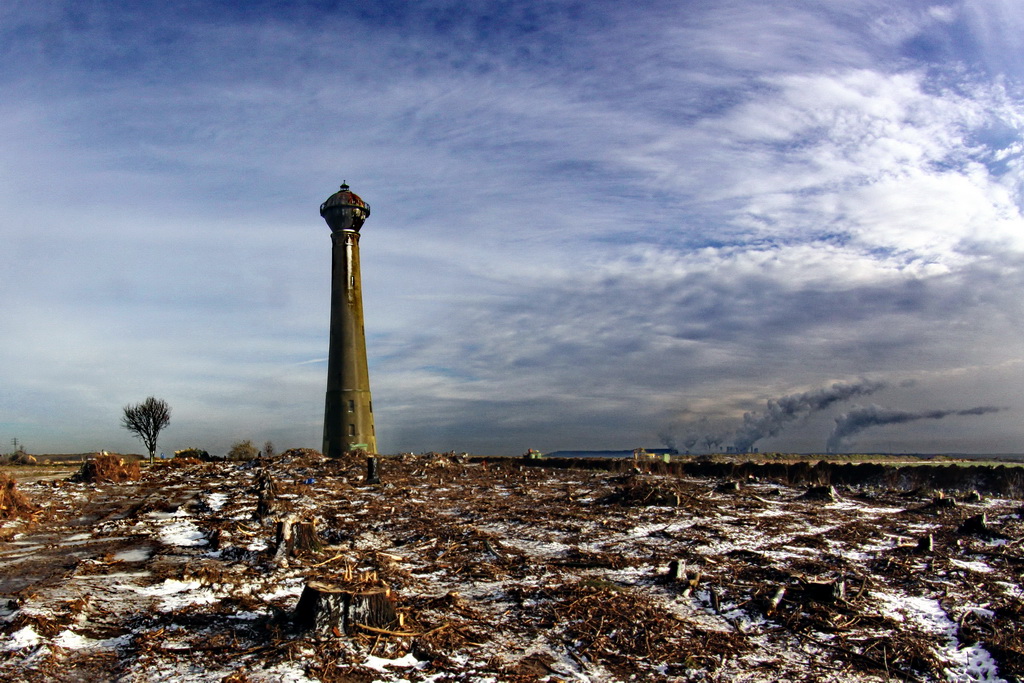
320,182,377,457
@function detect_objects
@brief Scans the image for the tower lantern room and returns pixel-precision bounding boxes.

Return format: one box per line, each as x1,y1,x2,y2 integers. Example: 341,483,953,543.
320,182,370,232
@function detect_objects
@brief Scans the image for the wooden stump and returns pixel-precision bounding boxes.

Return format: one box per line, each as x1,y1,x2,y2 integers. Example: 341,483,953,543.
294,581,398,636
209,528,228,551
916,533,934,553
803,578,845,604
958,513,989,535
254,469,278,519
365,456,381,485
929,492,957,509
715,481,741,493
799,485,837,502
292,521,321,553
273,516,322,566
667,559,701,596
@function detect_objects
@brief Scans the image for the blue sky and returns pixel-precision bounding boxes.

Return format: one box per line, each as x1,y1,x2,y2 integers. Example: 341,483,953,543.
2,0,1023,456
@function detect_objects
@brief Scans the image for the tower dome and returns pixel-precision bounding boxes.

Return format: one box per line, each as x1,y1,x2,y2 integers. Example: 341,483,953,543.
320,182,371,232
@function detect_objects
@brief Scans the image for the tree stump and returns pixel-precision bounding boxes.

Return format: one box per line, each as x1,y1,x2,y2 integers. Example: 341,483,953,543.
273,516,322,566
209,528,229,551
803,578,845,604
254,469,278,519
667,559,701,596
799,485,837,502
916,533,934,553
365,456,381,485
958,513,990,535
715,481,741,494
294,581,398,636
291,521,322,553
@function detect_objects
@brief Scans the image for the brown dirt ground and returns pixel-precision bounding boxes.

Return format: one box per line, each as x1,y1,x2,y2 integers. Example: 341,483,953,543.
0,453,1021,682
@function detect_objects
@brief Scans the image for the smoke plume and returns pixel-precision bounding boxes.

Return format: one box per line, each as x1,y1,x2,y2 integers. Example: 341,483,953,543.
731,379,887,453
657,432,677,452
826,404,1003,452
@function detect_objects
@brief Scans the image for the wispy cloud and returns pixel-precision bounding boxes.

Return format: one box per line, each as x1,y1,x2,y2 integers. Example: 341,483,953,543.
1,1,1022,455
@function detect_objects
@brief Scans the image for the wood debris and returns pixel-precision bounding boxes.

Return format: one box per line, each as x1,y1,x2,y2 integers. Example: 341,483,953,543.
0,453,1021,681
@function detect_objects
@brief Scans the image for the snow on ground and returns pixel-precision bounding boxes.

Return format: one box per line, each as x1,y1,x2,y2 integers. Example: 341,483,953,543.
0,454,1021,682
874,591,1006,682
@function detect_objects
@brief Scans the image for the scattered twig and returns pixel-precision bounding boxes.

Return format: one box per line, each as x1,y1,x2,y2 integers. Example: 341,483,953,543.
355,623,423,638
309,552,346,568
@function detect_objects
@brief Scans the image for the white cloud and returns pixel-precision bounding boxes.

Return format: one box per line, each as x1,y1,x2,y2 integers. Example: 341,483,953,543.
1,1,1024,455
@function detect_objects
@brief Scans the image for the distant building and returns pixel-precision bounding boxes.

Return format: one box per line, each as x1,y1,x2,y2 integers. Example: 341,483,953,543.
544,448,679,459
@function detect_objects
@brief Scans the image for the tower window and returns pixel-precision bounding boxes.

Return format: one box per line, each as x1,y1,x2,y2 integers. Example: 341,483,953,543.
348,424,356,436
347,400,355,412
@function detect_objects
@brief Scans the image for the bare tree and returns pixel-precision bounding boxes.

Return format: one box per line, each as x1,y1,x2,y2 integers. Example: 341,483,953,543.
122,397,171,464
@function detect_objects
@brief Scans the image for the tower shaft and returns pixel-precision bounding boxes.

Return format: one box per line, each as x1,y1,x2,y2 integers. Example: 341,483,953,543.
322,225,376,457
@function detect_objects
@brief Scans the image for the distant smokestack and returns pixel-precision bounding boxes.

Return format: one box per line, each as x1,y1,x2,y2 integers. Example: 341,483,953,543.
826,404,1002,452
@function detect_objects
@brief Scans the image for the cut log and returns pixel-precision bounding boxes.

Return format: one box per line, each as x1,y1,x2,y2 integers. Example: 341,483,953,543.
348,587,398,632
294,581,398,636
767,586,786,613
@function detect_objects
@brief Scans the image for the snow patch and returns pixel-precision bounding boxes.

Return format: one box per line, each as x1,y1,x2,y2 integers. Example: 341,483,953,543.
53,629,129,651
873,591,1005,682
156,516,208,547
125,578,219,612
206,492,229,511
363,652,426,672
4,625,41,650
113,547,154,563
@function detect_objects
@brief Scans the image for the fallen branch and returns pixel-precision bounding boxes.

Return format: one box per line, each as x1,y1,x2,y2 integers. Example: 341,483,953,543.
309,553,346,568
355,623,422,637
